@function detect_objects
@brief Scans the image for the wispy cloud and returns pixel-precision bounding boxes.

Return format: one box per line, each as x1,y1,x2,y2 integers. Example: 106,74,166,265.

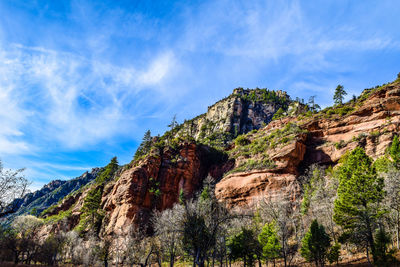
0,0,399,190
0,42,177,151
180,1,397,60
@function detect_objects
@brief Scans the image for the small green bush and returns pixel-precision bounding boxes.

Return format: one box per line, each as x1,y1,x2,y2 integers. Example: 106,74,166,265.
370,130,381,138
235,135,251,146
334,140,345,149
327,109,335,116
337,106,354,116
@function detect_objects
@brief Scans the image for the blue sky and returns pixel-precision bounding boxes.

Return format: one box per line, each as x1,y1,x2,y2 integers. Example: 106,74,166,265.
0,0,399,190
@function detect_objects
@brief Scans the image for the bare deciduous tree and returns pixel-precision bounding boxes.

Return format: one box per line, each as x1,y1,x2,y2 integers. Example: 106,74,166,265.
124,226,159,267
383,169,400,249
63,230,82,264
258,190,300,267
152,203,184,267
182,176,232,267
0,160,29,217
301,165,339,241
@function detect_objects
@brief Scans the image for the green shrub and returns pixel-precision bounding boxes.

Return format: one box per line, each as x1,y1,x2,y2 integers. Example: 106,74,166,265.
44,208,73,223
370,130,381,138
337,106,354,116
326,109,335,116
334,140,345,149
40,205,57,217
373,156,392,173
235,135,250,146
272,107,286,120
281,136,290,144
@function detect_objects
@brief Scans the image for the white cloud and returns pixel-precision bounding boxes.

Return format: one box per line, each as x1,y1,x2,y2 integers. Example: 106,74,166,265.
0,47,32,155
0,139,30,155
137,52,176,86
180,1,397,62
28,161,93,172
0,43,177,151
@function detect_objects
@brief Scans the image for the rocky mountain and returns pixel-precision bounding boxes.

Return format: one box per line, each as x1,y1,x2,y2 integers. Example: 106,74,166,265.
28,77,400,238
1,168,102,221
174,88,306,146
217,80,400,207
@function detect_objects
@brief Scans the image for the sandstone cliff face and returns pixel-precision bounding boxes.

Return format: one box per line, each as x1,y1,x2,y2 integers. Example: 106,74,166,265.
303,82,400,166
216,119,307,207
36,80,400,236
100,143,225,234
216,81,400,207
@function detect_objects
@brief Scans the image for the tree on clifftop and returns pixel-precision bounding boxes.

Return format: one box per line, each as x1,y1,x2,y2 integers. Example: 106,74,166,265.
333,85,347,105
168,114,178,130
308,95,321,113
134,130,152,161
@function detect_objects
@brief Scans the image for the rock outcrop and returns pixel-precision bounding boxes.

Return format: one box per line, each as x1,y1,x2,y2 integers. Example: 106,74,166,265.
31,79,400,237
216,81,400,207
303,83,400,165
1,168,101,221
216,123,307,207
102,143,225,234
176,88,295,140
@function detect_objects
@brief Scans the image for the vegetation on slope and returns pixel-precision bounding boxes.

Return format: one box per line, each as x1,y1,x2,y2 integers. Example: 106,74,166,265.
74,157,119,234
2,77,400,266
224,122,307,175
6,141,399,266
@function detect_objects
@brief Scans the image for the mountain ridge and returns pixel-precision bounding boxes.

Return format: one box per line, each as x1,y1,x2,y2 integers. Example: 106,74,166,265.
7,77,400,240
0,167,102,222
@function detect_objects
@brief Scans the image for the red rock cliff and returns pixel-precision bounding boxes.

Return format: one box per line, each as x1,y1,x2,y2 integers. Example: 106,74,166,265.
40,79,400,235
216,81,400,207
101,143,224,234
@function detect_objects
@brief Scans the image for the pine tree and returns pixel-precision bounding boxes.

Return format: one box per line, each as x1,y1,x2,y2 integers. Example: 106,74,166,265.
133,130,152,161
308,95,315,111
168,114,178,130
333,147,385,263
308,95,321,113
301,219,331,267
258,222,281,266
374,227,394,266
272,107,285,120
390,135,400,166
333,85,347,105
80,157,119,233
227,228,260,267
327,243,341,265
81,186,103,231
96,157,119,184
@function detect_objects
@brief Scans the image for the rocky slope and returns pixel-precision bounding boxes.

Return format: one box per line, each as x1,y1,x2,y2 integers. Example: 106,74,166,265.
217,80,400,207
216,120,307,207
175,88,305,144
1,168,101,221
33,78,400,237
102,144,226,234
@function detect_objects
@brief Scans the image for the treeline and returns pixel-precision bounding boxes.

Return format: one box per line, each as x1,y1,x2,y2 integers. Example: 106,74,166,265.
1,137,400,266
